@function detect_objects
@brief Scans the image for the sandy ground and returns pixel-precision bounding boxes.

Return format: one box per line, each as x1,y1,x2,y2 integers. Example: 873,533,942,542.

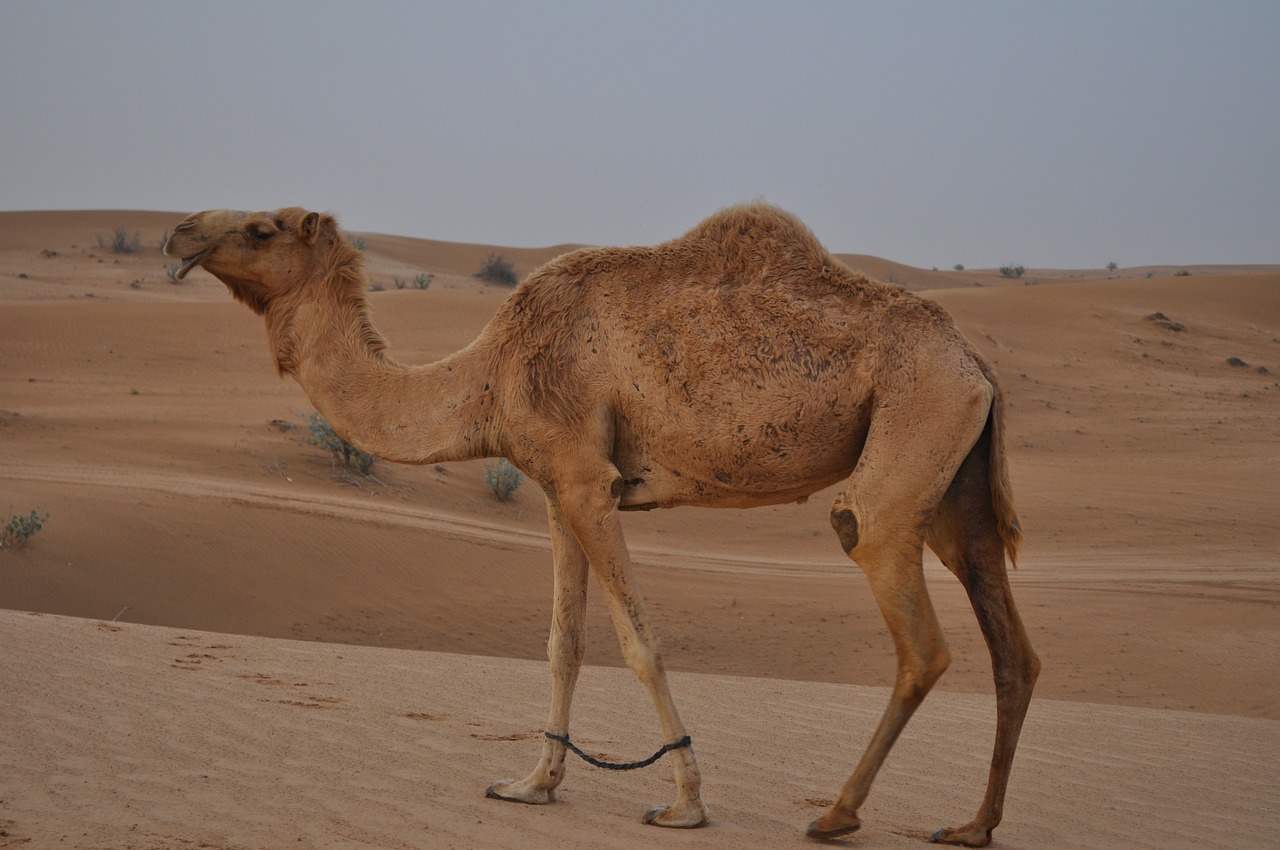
2,210,1278,848
3,610,1278,850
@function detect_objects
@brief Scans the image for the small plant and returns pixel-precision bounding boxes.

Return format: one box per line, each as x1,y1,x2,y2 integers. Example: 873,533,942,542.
98,228,141,254
347,236,368,251
395,273,434,290
484,458,525,502
1175,269,1191,277
998,263,1026,279
953,264,965,271
475,253,519,287
2,509,48,550
1107,261,1119,271
300,411,376,475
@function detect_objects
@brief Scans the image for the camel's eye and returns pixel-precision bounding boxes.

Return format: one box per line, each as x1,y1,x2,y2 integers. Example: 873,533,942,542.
249,224,275,242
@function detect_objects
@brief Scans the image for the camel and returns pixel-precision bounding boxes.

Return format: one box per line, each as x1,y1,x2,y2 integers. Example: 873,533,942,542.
165,203,1039,846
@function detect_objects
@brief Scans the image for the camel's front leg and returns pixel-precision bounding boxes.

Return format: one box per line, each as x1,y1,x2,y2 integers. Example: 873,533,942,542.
561,474,708,828
486,498,588,805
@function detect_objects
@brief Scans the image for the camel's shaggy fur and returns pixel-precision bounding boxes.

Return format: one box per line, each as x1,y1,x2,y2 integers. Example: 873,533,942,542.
166,203,1039,846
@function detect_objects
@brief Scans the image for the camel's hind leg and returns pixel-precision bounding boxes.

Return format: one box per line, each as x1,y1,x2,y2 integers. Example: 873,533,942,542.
808,383,992,841
925,437,1040,847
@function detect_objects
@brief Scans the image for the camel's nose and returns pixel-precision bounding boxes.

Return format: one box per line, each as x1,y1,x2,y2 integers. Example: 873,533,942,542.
164,215,201,257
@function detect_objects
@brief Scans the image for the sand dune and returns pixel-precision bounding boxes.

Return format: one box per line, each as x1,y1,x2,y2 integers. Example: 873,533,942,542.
2,210,1278,847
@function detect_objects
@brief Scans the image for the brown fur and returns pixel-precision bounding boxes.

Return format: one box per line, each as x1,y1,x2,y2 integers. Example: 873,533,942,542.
165,202,1039,844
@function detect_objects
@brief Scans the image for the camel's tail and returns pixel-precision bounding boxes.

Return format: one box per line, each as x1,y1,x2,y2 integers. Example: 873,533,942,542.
984,368,1022,568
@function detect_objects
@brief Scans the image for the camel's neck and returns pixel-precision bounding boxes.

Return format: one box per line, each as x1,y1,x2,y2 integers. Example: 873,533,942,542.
266,264,503,466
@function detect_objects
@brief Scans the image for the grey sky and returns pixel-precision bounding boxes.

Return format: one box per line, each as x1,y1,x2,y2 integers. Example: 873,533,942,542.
2,1,1276,268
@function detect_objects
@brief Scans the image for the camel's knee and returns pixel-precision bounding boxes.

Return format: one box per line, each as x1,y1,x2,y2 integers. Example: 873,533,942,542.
1007,645,1041,694
547,628,584,668
895,645,951,707
617,633,665,686
920,646,952,692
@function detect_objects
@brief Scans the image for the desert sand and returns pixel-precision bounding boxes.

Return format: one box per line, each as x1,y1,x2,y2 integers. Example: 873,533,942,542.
2,210,1278,848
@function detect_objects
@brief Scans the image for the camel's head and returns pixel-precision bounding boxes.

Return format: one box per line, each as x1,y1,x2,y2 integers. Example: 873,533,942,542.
163,207,345,314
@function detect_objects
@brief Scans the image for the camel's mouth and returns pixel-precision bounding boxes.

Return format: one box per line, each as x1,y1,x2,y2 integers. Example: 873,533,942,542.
174,248,212,280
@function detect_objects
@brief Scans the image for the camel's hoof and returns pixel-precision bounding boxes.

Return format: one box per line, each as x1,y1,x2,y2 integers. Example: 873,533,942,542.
803,803,865,844
808,819,860,839
485,779,554,806
641,800,708,828
929,825,992,847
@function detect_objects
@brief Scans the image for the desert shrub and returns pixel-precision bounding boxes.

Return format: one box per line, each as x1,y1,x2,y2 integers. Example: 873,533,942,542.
998,263,1026,279
475,253,518,287
386,275,432,291
347,236,368,251
301,411,376,475
484,458,525,502
392,274,432,290
2,509,48,550
1175,269,1191,277
98,228,141,254
1107,261,1119,271
953,264,965,271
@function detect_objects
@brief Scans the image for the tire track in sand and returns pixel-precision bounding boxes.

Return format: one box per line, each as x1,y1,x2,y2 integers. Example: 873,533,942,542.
2,461,845,579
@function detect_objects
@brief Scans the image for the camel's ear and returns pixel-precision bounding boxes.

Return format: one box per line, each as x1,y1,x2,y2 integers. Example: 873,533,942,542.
299,212,322,245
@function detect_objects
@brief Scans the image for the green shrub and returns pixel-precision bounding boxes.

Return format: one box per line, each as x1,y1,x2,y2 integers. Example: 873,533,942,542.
301,412,376,475
475,253,518,287
484,458,525,502
2,509,48,550
998,263,1026,279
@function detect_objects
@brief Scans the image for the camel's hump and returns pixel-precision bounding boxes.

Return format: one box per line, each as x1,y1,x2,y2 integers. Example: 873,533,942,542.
539,203,847,286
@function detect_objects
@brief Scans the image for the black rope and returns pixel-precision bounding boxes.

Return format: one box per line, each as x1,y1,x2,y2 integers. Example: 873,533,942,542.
545,731,692,771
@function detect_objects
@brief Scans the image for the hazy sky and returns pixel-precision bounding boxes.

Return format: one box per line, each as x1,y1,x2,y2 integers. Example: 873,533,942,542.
2,1,1276,268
